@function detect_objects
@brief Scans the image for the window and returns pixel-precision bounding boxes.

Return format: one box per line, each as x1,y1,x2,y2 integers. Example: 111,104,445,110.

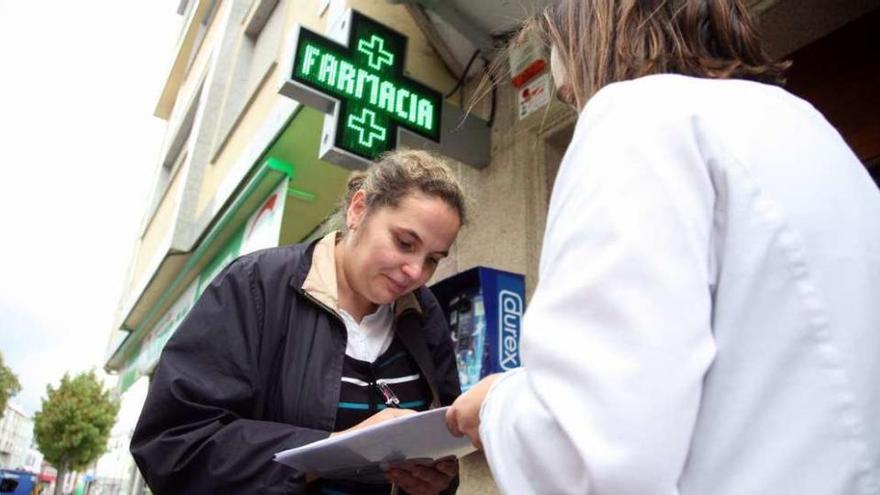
211,0,284,158
186,0,222,74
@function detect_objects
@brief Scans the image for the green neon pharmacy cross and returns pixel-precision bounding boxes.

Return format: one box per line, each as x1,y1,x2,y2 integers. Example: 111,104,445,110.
358,35,393,71
290,11,442,161
348,108,386,148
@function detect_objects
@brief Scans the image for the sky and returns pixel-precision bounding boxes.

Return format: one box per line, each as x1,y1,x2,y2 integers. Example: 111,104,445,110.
0,0,183,418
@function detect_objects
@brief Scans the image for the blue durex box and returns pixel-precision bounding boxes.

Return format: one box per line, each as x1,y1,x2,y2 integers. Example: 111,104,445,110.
430,267,526,391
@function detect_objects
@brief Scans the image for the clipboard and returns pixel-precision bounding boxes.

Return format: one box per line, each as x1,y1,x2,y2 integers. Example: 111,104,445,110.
273,407,476,479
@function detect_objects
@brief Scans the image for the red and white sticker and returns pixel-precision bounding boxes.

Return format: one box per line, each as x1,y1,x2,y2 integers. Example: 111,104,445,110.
517,73,552,120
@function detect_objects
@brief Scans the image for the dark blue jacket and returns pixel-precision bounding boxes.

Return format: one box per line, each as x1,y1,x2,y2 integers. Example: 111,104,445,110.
131,238,461,494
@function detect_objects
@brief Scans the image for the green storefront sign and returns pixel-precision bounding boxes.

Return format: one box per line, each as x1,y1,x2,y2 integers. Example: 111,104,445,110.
117,178,288,392
282,10,442,165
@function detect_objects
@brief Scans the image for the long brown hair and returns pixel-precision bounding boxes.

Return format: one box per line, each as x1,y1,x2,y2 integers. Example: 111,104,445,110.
525,0,789,110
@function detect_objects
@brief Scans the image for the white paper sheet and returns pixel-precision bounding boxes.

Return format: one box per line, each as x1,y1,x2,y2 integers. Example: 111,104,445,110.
273,407,476,480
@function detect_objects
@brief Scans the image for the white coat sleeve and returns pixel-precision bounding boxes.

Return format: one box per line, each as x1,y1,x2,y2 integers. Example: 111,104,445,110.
479,96,718,495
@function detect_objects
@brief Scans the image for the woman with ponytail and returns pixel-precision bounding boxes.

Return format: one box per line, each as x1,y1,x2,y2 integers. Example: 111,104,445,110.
133,149,465,494
446,1,880,493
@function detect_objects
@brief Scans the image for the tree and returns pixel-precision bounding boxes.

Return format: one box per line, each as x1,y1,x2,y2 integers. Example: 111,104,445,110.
33,370,119,495
0,350,21,417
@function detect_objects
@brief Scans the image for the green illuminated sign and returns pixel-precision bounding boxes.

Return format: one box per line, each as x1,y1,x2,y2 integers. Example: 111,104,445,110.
289,11,442,161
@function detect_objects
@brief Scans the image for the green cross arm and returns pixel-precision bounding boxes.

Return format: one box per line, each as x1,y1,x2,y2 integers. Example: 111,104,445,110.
357,34,394,71
348,108,387,148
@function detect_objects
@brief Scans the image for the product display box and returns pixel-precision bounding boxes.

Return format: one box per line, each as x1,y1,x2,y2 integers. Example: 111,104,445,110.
430,267,526,391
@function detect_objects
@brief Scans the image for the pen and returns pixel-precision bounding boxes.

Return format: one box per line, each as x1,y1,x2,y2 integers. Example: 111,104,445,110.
376,381,401,495
376,381,401,408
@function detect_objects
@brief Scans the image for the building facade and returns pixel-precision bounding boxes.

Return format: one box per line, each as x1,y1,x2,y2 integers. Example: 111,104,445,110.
103,0,879,493
0,403,34,470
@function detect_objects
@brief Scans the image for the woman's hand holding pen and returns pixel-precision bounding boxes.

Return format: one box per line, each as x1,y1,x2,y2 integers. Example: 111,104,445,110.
329,408,416,438
306,409,416,483
445,373,503,449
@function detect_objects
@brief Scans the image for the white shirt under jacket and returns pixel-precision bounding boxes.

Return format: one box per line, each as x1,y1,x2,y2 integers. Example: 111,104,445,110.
479,74,880,495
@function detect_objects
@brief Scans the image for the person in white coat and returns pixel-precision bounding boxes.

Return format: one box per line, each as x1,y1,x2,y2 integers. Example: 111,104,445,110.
445,0,880,493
